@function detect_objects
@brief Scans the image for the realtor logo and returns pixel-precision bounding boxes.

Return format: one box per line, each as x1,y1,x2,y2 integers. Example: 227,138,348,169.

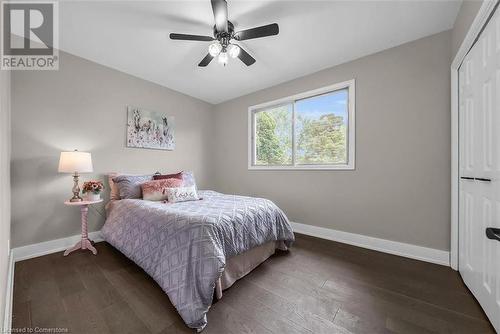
1,1,59,70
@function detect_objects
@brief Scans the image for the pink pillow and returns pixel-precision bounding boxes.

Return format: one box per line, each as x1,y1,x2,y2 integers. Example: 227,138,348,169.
153,172,183,180
141,178,183,201
108,173,120,200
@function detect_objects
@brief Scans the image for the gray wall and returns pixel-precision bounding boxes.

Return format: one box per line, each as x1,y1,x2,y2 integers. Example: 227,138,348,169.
0,67,11,330
451,0,483,58
11,51,214,248
212,31,452,251
11,19,474,252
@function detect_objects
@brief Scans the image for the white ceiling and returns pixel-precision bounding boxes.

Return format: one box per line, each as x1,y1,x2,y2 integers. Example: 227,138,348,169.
59,1,461,104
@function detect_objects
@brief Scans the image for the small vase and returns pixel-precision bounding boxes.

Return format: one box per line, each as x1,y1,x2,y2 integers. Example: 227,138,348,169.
85,193,101,201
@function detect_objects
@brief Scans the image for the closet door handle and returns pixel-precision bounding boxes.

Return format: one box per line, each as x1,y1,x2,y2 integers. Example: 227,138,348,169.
486,228,500,242
476,178,491,182
459,177,492,182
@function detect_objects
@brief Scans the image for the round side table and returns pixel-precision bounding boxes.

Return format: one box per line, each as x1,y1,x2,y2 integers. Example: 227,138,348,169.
63,199,103,256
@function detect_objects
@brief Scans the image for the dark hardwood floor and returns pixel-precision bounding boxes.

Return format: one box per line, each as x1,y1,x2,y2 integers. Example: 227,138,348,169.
12,234,494,334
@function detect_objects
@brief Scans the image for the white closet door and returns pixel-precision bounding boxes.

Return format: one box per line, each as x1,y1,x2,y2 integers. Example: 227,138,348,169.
459,6,500,332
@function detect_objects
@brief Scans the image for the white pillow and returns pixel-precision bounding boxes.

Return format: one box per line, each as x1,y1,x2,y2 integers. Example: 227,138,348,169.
166,185,199,203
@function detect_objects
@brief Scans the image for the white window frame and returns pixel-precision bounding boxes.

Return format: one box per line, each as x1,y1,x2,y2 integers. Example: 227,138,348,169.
248,79,356,170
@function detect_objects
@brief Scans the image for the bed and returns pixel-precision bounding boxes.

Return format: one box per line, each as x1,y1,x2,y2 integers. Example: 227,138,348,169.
101,190,295,331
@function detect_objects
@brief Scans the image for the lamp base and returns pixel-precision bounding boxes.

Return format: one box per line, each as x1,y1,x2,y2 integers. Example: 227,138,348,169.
70,172,82,202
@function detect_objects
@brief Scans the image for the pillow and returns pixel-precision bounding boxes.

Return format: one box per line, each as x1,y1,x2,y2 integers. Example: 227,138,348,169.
108,173,120,200
166,185,199,203
181,171,197,187
142,178,183,201
153,171,197,189
112,174,153,199
153,171,183,181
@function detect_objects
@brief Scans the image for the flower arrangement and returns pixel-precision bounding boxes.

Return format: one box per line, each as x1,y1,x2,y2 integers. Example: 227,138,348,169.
82,180,104,194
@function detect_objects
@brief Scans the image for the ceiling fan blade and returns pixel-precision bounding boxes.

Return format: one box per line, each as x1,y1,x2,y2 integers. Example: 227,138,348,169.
237,47,256,66
198,54,214,67
170,33,214,41
211,0,228,33
234,23,279,41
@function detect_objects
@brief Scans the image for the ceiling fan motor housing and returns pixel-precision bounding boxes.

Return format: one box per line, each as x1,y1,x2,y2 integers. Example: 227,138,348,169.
214,21,235,48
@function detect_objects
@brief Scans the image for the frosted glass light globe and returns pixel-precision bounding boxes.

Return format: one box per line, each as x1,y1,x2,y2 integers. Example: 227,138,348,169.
227,44,240,58
208,42,222,57
218,52,229,65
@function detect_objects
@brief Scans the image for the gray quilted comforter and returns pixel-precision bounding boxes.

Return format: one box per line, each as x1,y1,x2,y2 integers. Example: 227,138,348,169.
101,190,295,331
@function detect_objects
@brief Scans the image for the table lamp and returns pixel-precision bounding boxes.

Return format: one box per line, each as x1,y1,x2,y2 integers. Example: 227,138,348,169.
58,150,93,202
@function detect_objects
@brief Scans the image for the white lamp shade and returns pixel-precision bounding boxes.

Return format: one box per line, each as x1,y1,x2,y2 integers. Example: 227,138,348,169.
58,151,93,173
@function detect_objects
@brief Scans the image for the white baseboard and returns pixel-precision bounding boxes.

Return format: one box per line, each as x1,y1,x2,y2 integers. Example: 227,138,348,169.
12,231,103,262
11,225,449,266
3,252,13,332
291,222,450,266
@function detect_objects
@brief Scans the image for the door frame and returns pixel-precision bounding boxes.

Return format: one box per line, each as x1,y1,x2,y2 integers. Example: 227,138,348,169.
451,0,499,270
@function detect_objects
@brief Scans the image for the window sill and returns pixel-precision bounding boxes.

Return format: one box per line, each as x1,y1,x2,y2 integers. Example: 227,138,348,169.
248,164,355,171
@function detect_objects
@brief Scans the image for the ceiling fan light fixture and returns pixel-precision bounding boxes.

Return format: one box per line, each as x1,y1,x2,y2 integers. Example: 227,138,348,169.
208,42,222,57
218,51,229,65
227,44,240,58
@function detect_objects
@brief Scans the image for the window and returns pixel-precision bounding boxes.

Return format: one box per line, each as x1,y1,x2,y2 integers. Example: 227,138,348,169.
248,80,355,170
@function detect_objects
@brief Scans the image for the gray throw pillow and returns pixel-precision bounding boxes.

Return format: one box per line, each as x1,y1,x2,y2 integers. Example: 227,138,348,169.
112,175,153,199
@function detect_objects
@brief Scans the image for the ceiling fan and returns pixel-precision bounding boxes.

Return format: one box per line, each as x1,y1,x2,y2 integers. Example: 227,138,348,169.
169,0,279,67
